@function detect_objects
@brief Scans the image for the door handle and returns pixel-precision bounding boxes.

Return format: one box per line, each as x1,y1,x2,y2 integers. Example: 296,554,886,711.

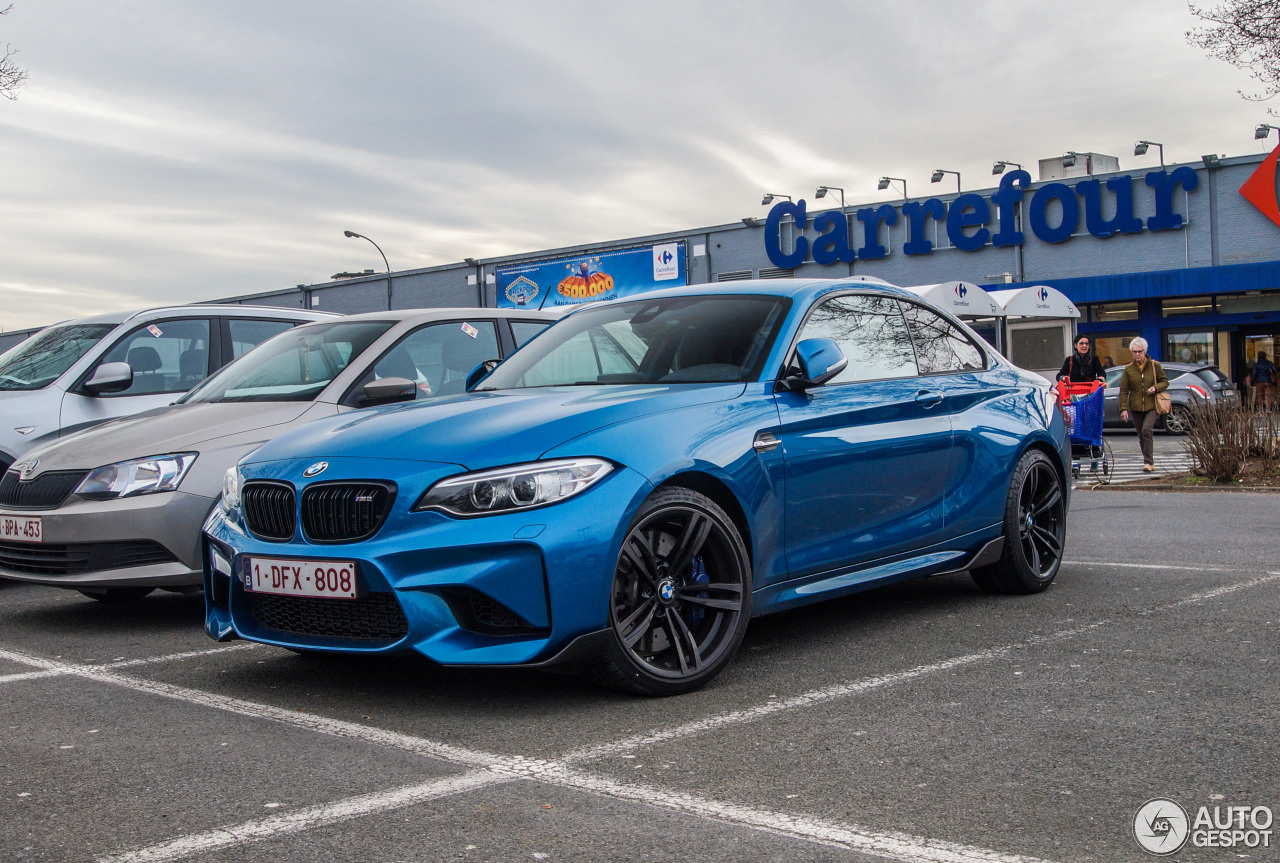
753,430,781,453
914,390,944,409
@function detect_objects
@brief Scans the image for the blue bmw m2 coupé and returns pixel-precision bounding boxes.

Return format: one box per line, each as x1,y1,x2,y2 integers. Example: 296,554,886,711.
204,280,1070,695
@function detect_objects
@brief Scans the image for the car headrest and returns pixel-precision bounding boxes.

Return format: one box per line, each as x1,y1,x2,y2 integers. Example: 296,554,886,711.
126,346,163,373
179,348,207,377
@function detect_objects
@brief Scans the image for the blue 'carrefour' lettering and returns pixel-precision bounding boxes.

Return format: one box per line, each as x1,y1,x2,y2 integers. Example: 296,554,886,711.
762,168,1197,269
764,199,809,269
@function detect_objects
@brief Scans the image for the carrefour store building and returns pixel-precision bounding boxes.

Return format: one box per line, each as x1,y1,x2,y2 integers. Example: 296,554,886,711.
747,149,1280,381
9,146,1279,383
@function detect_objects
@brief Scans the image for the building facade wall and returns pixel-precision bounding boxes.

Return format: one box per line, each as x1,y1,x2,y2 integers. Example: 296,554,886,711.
9,151,1280,376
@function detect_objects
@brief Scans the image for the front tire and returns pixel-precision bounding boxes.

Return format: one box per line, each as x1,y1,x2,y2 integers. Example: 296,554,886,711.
971,450,1066,594
590,487,751,696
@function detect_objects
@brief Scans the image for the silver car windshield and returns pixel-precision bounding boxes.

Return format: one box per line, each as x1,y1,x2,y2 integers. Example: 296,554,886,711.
178,321,393,404
0,324,115,391
477,296,788,389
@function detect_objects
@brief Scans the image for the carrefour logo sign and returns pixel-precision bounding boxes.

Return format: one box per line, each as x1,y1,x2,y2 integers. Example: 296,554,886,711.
1241,144,1280,228
764,167,1200,269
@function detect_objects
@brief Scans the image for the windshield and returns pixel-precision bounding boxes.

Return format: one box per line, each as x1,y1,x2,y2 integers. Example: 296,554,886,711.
478,295,788,390
0,324,115,391
179,321,393,404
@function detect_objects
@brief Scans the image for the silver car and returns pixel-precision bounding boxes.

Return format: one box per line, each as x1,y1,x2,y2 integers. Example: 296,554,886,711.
0,308,556,600
0,305,333,475
1102,362,1238,434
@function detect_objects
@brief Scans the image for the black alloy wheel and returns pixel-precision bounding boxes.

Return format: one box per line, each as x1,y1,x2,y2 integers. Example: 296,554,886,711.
591,487,751,696
971,450,1066,594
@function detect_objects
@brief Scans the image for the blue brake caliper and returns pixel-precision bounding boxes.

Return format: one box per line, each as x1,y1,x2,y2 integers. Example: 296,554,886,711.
687,555,710,628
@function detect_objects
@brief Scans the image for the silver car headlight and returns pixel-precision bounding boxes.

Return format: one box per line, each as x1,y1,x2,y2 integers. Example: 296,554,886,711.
76,453,198,501
221,466,242,513
413,458,613,517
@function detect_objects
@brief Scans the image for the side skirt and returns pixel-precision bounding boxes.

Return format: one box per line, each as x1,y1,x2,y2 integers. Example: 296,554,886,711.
751,524,1003,617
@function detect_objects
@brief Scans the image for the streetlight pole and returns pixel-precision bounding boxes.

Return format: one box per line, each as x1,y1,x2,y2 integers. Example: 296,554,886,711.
815,185,846,209
877,177,908,203
931,169,961,193
344,230,392,310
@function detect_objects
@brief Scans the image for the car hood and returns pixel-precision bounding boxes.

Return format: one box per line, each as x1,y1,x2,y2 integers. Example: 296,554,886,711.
23,402,321,471
243,384,747,471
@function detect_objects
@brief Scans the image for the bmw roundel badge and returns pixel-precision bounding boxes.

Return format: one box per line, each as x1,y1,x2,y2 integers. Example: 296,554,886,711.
303,461,329,478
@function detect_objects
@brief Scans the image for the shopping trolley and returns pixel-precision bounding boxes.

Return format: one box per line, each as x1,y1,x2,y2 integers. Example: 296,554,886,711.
1056,380,1113,484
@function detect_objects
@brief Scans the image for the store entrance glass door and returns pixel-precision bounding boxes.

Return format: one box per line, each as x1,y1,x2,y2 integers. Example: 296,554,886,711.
1235,329,1279,405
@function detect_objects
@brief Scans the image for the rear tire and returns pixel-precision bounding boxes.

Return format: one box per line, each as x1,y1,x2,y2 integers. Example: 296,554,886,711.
590,487,751,696
78,587,156,603
971,450,1066,594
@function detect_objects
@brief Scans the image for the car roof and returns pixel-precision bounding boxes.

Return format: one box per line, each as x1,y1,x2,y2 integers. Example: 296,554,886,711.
556,278,919,311
306,307,561,325
44,305,337,328
1160,361,1219,371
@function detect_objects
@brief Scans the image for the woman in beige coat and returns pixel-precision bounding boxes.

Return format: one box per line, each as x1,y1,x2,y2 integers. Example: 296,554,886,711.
1118,337,1169,472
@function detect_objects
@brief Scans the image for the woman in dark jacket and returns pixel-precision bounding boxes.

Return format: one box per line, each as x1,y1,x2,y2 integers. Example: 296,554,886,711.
1057,334,1106,383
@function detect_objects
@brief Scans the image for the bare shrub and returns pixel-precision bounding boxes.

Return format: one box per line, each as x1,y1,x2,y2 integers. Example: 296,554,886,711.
1183,399,1280,482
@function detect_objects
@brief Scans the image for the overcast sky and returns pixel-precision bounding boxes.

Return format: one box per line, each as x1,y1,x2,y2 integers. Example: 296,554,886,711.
0,1,1273,331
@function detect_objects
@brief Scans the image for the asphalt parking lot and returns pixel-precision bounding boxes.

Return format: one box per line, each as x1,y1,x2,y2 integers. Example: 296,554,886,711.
2,490,1277,863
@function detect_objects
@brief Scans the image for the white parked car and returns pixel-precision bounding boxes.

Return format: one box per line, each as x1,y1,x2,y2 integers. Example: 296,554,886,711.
0,308,556,600
0,305,334,474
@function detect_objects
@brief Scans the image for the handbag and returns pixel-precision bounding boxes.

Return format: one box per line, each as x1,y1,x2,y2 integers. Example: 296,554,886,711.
1153,365,1172,414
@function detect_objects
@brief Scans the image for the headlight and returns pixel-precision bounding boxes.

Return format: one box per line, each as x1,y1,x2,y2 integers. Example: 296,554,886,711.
413,458,613,517
221,466,241,513
75,453,198,501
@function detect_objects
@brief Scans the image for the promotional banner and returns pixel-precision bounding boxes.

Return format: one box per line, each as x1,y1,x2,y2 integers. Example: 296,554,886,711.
496,242,686,309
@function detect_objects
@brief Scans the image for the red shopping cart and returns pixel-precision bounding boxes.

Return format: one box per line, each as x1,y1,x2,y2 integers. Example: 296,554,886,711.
1056,380,1113,484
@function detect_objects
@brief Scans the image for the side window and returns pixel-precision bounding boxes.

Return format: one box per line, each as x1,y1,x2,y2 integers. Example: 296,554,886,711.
96,318,211,395
899,302,985,374
511,321,549,347
368,321,500,398
795,295,917,384
1105,368,1124,387
228,319,295,360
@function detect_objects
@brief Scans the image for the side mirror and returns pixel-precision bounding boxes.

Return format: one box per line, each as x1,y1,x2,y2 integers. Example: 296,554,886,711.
778,338,848,391
358,377,417,407
83,362,134,395
465,359,501,392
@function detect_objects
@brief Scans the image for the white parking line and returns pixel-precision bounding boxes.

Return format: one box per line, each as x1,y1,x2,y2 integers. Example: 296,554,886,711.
0,643,259,685
96,770,507,863
564,624,1108,763
1063,560,1250,572
8,566,1271,863
99,762,1060,863
567,570,1280,762
547,767,1057,863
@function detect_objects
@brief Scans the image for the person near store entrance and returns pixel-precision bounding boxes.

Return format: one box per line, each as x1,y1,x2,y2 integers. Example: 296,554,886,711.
1056,334,1106,383
1249,351,1277,410
1119,337,1169,472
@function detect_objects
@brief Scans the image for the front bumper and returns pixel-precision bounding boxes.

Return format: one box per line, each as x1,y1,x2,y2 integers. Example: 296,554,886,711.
204,459,652,666
0,491,213,588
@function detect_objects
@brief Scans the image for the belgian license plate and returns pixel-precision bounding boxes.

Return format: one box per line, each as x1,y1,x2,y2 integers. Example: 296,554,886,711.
245,556,358,599
0,515,42,544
